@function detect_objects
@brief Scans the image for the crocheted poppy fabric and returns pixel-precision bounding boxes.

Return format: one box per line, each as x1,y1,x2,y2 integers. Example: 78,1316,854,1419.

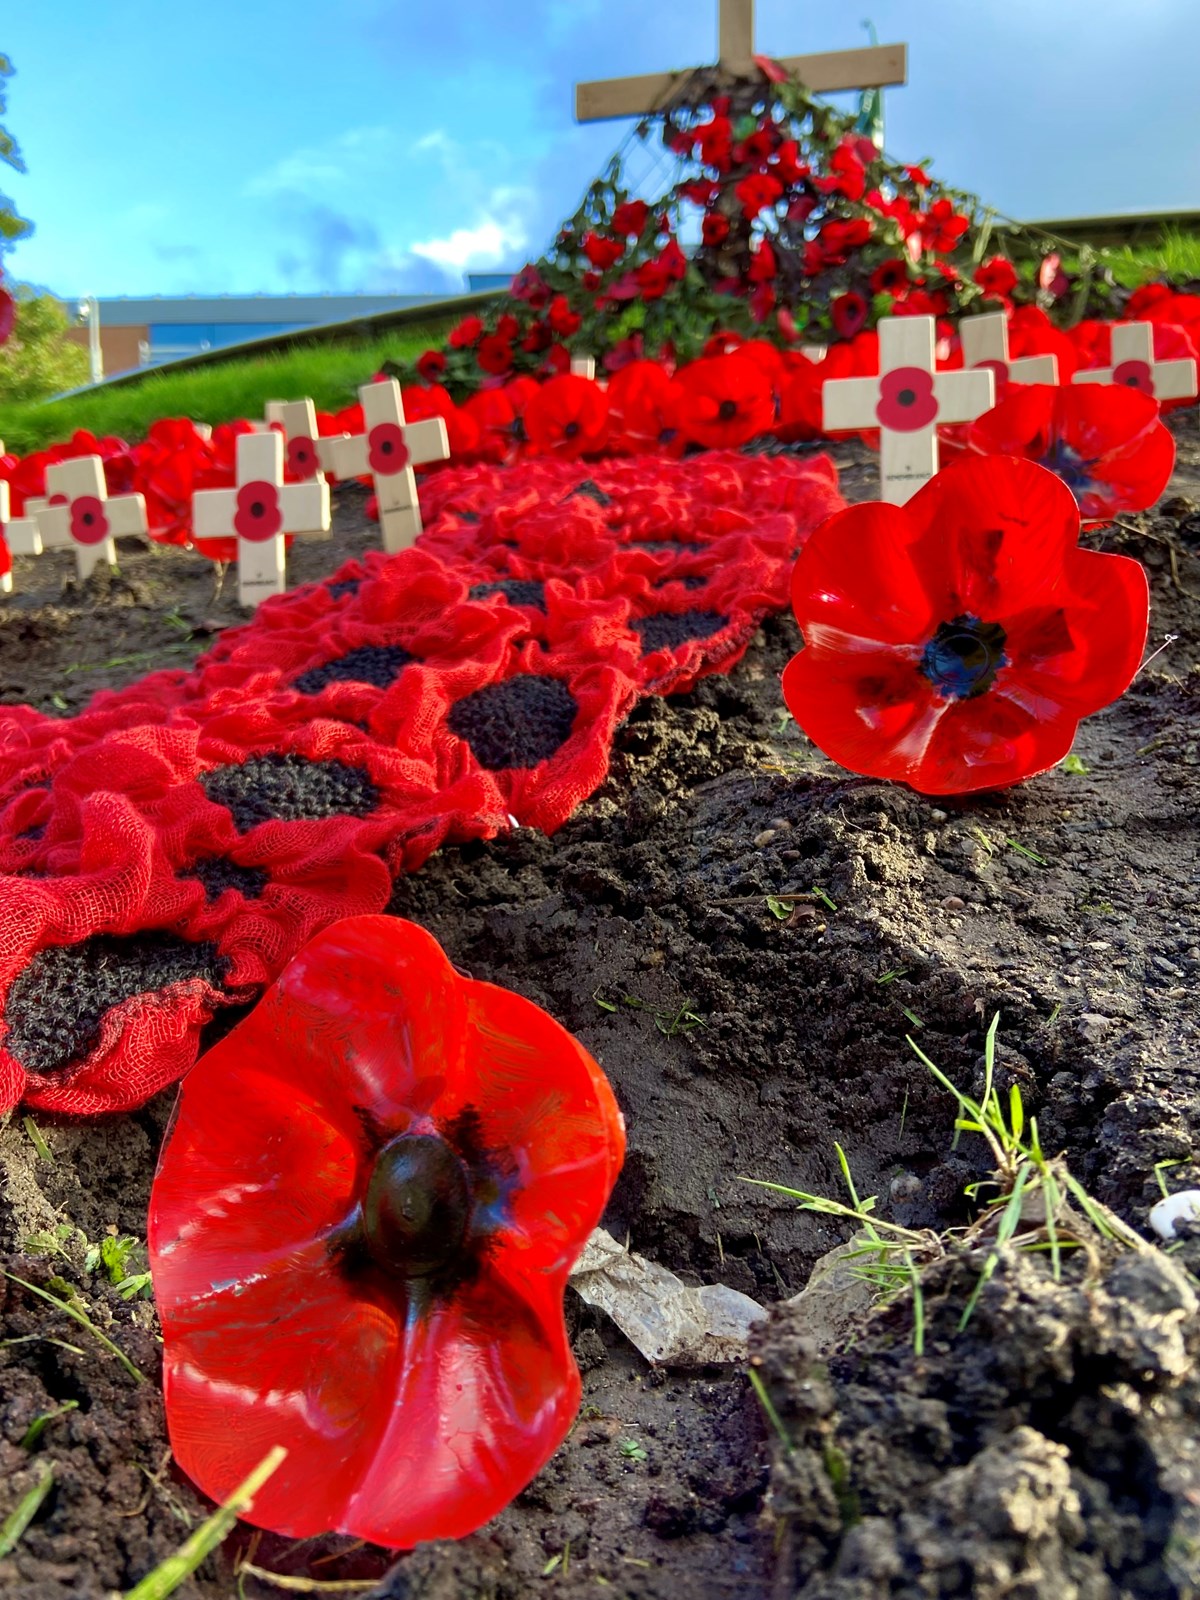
0,448,843,1116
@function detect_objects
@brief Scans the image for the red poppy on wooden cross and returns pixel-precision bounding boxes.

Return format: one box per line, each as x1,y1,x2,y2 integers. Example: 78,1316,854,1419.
1072,321,1198,403
960,311,1058,401
262,397,331,532
34,456,148,581
822,316,995,504
322,378,450,554
192,430,331,608
575,0,906,120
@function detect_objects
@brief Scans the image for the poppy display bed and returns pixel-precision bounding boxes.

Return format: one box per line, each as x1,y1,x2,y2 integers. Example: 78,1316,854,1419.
1,427,1200,1598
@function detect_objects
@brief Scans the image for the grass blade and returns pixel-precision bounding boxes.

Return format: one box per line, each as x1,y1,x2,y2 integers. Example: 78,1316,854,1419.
0,1463,55,1557
123,1446,287,1599
0,1268,144,1383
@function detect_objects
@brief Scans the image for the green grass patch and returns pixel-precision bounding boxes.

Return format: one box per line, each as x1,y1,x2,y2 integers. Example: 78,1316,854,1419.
0,320,457,455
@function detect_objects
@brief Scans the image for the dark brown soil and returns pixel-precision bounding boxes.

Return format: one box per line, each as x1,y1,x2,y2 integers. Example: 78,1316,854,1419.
1,425,1199,1599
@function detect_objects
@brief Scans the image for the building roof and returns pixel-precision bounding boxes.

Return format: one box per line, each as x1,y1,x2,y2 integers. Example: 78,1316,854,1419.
81,294,447,326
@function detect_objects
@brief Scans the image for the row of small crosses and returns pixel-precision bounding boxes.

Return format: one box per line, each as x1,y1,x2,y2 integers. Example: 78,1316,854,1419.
0,327,1194,604
0,360,596,608
820,315,1197,506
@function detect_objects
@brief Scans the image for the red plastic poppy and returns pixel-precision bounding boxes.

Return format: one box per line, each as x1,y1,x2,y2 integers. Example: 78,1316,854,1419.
233,482,283,543
783,455,1149,794
876,367,938,430
524,375,609,459
966,383,1175,526
148,914,625,1546
0,286,14,346
676,354,775,449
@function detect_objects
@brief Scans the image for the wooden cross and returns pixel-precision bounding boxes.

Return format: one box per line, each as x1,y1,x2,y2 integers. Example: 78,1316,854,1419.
322,378,449,553
1072,321,1198,404
960,312,1057,399
576,0,906,121
822,316,995,504
2,488,44,557
570,355,597,380
34,457,147,580
193,431,330,609
262,398,332,539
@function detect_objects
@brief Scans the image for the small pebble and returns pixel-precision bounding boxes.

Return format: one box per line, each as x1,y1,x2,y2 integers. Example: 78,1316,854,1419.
1150,1191,1200,1241
769,818,792,831
929,809,948,823
753,829,777,848
941,895,965,911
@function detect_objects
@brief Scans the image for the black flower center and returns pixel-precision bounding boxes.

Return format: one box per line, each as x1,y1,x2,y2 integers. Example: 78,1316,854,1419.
897,388,916,408
200,754,379,832
292,643,415,694
251,501,265,518
362,1134,473,1279
190,856,269,902
919,613,1008,700
448,674,578,769
468,579,547,612
563,421,581,438
631,609,729,653
717,399,738,421
4,932,226,1077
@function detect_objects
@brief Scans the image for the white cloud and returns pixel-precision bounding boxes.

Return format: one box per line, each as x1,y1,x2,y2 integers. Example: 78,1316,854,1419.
242,126,396,198
410,215,527,270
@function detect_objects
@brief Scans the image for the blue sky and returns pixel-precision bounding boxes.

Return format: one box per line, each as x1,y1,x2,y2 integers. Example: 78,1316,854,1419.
3,0,1198,299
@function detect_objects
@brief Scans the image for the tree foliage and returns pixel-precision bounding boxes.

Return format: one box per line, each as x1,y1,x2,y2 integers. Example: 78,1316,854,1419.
0,51,33,259
0,291,89,402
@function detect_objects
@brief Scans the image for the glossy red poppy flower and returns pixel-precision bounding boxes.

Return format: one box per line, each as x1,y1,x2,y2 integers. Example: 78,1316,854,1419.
676,354,774,449
448,317,484,350
416,349,446,382
734,172,783,221
748,238,777,283
611,199,649,236
818,217,873,266
702,212,730,247
476,334,514,377
966,383,1174,526
524,375,609,459
148,914,625,1547
920,198,970,254
695,113,733,170
973,255,1018,300
285,435,319,480
0,286,14,346
871,257,909,296
582,231,624,270
547,295,581,337
831,292,869,340
605,360,686,455
783,455,1149,794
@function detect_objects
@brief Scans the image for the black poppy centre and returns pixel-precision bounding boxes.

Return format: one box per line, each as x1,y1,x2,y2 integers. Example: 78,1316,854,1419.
200,753,379,832
632,609,729,654
896,387,917,409
362,1134,472,1278
5,932,226,1077
292,643,415,695
919,613,1008,700
447,674,578,769
331,1108,515,1300
468,579,547,612
717,399,739,422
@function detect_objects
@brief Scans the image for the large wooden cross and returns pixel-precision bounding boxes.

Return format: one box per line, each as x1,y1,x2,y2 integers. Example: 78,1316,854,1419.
576,0,906,121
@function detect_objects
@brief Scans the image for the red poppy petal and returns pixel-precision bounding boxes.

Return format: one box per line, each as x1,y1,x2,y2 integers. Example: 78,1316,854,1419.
159,1242,400,1535
148,1067,360,1296
789,502,938,646
1006,547,1148,714
782,644,944,783
343,1270,579,1546
904,455,1079,617
218,918,472,1139
436,980,627,1275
